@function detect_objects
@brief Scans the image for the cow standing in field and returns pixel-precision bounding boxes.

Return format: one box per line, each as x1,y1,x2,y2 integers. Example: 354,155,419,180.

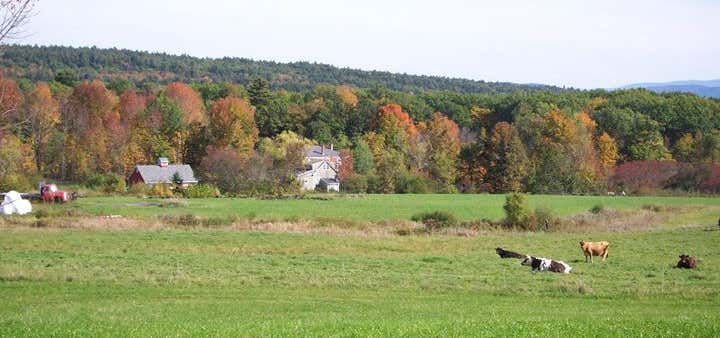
521,256,572,273
579,240,609,263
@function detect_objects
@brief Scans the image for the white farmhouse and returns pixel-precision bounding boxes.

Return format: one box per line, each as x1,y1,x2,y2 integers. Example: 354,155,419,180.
296,144,341,191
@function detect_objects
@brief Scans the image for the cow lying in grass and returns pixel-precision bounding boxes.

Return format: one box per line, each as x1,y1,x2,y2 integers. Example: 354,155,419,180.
579,240,609,263
521,256,572,273
495,247,525,259
676,254,697,269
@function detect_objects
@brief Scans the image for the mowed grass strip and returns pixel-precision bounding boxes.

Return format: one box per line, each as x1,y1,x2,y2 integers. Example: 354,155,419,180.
1,284,718,337
1,225,719,336
64,194,720,222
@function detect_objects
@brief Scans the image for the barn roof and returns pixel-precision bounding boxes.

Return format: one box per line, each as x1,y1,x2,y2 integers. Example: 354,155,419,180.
132,164,198,184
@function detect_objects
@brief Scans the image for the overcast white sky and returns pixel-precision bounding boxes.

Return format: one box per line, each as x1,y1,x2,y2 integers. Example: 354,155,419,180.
19,0,720,89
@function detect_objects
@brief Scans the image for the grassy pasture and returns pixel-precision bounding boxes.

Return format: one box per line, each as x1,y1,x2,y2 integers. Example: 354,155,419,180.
1,194,719,336
66,194,720,222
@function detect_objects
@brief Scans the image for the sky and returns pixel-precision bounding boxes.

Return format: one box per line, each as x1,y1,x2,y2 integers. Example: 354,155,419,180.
18,0,720,89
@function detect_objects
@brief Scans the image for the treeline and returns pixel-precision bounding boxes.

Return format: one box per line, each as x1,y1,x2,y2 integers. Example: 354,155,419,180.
0,45,562,93
1,67,719,195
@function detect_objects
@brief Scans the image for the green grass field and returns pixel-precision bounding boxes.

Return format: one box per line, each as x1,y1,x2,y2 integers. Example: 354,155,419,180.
67,194,720,222
1,194,719,336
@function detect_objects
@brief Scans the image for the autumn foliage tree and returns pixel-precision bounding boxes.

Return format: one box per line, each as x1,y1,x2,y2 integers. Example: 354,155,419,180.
485,122,528,192
458,129,488,192
572,111,603,190
65,80,120,177
520,108,605,193
207,97,259,157
0,73,22,132
421,112,460,191
335,85,358,108
119,90,147,128
597,132,619,168
121,127,153,175
373,104,418,141
337,149,354,181
200,146,251,194
165,82,204,124
145,93,185,162
24,82,59,172
0,133,36,190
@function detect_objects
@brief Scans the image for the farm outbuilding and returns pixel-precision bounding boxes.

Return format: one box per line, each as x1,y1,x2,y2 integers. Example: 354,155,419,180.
127,157,198,187
318,178,340,192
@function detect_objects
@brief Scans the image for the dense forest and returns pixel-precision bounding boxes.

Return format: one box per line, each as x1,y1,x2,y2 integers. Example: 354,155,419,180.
0,45,563,93
1,45,719,195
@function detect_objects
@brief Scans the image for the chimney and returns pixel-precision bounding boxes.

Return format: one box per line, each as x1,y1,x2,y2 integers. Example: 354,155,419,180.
157,157,169,167
321,144,325,155
330,144,334,151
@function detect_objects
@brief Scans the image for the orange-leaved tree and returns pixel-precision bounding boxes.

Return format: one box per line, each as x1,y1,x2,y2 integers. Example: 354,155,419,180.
165,82,204,124
207,97,258,157
420,112,461,191
65,80,120,176
24,82,59,172
119,89,147,128
0,73,22,132
597,132,620,168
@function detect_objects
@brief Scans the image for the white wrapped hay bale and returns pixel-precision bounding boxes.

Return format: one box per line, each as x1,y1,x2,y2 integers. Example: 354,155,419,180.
13,199,32,215
3,190,21,204
1,190,32,215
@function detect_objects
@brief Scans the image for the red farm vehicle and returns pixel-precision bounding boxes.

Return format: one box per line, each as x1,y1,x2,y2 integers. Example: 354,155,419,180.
39,182,74,203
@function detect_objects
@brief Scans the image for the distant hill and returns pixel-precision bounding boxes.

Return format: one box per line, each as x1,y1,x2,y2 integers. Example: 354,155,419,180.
622,79,720,98
0,45,563,94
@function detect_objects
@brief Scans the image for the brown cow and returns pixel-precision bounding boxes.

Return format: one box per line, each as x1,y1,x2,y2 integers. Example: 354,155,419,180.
676,254,697,269
579,240,609,263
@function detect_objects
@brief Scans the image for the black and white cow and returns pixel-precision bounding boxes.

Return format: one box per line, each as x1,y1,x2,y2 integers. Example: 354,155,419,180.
521,255,572,273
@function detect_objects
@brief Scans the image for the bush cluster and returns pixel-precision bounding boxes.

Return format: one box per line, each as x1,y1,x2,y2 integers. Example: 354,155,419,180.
502,193,560,231
126,183,220,199
503,193,529,227
182,184,220,198
0,174,36,192
411,211,458,230
84,173,126,194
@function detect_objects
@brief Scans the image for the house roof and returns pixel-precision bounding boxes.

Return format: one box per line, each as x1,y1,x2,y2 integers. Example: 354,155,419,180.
132,164,198,184
305,145,339,158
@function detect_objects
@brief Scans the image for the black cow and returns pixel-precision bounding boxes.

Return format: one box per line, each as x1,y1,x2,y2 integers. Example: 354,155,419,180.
495,247,525,259
677,254,697,269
